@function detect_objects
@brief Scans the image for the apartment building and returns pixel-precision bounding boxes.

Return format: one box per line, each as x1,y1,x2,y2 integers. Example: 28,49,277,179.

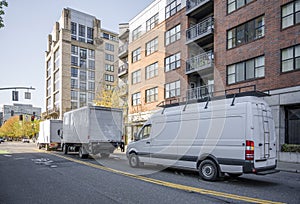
44,8,118,119
126,0,188,140
118,23,130,143
208,0,299,162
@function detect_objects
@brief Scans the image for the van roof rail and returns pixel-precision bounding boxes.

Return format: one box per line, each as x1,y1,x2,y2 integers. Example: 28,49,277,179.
157,85,270,109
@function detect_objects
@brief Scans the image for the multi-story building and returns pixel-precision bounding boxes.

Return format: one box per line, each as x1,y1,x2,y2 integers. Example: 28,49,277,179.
210,0,299,162
118,23,130,143
44,8,118,119
127,0,188,140
1,104,41,125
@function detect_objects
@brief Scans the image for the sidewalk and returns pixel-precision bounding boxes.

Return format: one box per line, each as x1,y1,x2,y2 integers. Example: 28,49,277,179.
112,148,300,173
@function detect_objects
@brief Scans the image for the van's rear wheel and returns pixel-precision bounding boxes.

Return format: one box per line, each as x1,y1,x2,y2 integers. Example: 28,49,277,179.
199,160,218,181
129,153,140,168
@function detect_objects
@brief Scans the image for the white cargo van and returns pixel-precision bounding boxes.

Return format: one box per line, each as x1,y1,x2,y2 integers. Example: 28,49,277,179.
126,95,278,181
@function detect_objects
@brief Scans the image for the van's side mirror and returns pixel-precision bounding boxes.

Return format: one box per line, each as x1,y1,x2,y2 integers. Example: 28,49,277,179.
57,129,60,136
57,129,63,139
134,132,138,141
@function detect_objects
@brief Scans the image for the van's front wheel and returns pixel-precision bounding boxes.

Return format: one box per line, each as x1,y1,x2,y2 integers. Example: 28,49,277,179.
199,160,218,181
129,153,140,168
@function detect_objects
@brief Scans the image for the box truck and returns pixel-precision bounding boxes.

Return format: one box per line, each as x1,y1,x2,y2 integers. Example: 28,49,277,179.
37,120,63,151
126,94,279,181
61,106,123,158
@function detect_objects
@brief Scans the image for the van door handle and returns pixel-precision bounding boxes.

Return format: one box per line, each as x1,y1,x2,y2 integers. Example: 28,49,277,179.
146,141,150,144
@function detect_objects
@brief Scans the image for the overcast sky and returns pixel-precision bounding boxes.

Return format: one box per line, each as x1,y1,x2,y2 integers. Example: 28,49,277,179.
0,0,153,111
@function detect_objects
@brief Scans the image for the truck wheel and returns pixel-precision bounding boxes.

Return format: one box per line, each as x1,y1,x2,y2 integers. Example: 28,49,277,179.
228,173,242,178
199,159,218,181
45,144,50,151
79,147,88,159
100,153,109,159
63,144,68,155
38,144,42,149
129,153,140,168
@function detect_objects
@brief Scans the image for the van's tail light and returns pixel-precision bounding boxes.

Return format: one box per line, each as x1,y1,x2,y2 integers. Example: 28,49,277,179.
245,140,254,161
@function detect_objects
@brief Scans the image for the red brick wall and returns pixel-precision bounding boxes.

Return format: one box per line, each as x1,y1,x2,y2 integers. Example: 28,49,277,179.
214,0,300,93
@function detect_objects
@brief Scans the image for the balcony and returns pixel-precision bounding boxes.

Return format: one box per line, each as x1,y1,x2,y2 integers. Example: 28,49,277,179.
118,43,128,58
42,106,60,119
186,51,214,74
187,84,214,100
118,63,128,77
186,0,213,18
186,16,214,45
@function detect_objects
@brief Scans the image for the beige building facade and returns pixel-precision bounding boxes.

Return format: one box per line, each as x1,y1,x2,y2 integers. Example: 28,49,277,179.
44,8,118,119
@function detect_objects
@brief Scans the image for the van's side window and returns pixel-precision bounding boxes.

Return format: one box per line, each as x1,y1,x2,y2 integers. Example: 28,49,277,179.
139,125,152,140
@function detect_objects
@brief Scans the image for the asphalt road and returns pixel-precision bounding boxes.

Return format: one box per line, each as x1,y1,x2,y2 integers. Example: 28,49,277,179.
0,142,299,204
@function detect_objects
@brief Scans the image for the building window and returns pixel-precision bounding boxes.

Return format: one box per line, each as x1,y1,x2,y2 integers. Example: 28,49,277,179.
71,56,78,66
165,80,180,98
227,56,265,84
105,43,114,51
71,101,78,110
88,81,95,91
87,27,93,44
80,93,86,107
282,0,300,29
281,44,300,72
80,59,87,68
105,64,114,72
132,70,141,84
146,13,159,31
88,93,95,103
71,90,78,100
105,53,114,62
165,24,181,46
132,92,141,106
88,49,95,59
146,38,158,56
132,26,142,41
71,78,78,89
105,74,114,82
88,71,95,80
71,68,78,78
71,22,77,40
88,60,95,70
78,24,85,42
54,49,60,69
165,0,181,19
285,106,300,145
146,87,158,103
227,0,254,14
227,15,265,49
71,45,78,55
80,48,87,59
146,62,158,79
165,53,181,72
80,81,87,91
80,70,86,81
132,47,141,63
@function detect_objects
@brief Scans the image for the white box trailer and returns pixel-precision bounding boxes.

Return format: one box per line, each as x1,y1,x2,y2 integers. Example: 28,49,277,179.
61,106,123,158
126,95,279,181
37,120,63,151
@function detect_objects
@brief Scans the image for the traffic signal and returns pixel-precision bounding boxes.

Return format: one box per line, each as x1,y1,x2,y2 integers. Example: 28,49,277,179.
19,115,23,121
31,115,35,122
11,110,14,116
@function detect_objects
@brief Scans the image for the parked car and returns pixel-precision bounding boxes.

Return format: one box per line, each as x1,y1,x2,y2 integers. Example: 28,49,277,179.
0,138,5,143
22,138,30,143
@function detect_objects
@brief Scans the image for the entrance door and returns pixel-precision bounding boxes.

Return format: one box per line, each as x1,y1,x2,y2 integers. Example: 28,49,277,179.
286,106,300,144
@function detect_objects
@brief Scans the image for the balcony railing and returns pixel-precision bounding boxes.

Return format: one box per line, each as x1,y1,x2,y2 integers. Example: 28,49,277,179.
118,63,128,77
186,0,211,13
118,43,128,58
187,84,214,100
186,16,214,44
186,50,214,74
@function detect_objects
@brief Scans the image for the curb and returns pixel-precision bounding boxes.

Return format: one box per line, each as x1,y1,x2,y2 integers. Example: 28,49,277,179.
276,168,300,173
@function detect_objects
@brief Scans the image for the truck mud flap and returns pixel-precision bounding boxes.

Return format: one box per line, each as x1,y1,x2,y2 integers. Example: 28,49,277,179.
256,169,280,175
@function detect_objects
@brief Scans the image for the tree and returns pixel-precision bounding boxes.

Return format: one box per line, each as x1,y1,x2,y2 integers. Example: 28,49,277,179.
94,83,120,108
0,0,8,29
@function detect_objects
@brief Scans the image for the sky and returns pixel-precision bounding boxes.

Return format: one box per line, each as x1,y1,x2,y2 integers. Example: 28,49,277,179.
0,0,154,111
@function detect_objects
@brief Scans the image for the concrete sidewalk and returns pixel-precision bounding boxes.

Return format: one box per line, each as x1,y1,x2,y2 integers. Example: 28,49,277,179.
112,148,300,173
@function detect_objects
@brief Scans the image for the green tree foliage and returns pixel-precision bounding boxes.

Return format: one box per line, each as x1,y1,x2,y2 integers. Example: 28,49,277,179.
0,0,8,29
